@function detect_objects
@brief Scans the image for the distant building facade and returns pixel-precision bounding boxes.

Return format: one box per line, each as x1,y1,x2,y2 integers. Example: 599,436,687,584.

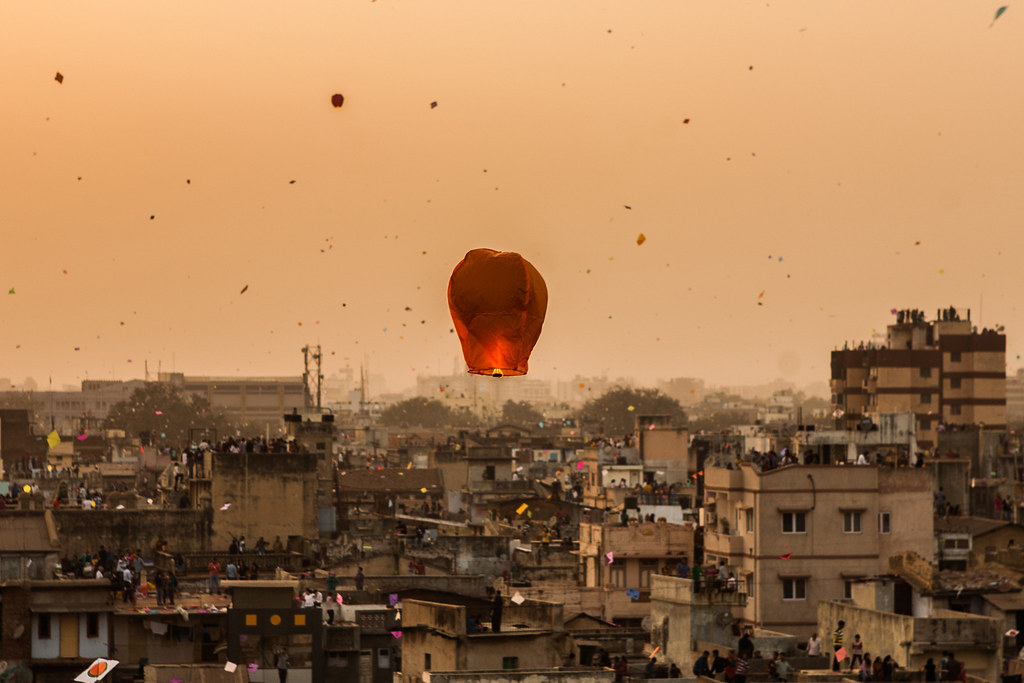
831,307,1005,449
159,372,304,435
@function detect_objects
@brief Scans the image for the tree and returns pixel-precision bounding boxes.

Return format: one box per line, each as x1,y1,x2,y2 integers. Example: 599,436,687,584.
378,398,474,428
501,400,544,427
106,382,226,446
579,386,686,436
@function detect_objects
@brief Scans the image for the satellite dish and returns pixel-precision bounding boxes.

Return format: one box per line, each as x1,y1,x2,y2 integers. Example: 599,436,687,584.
716,612,734,627
640,616,653,631
0,660,8,673
12,624,24,639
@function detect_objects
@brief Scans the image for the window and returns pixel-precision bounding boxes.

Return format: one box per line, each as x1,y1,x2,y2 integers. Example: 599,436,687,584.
609,565,626,588
781,512,806,534
745,575,755,598
951,351,962,362
878,512,891,534
1,556,21,582
951,405,962,416
86,613,100,638
745,509,754,533
919,418,931,431
377,648,390,669
38,614,51,639
843,511,862,533
844,580,853,599
920,393,932,404
919,367,932,378
425,653,432,671
950,377,962,389
482,465,495,480
782,578,806,600
639,560,658,588
503,657,519,670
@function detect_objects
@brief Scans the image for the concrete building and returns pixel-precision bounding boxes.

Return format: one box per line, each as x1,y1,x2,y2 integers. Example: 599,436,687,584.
1008,368,1024,424
159,373,305,435
703,463,934,633
818,596,1002,682
0,380,147,437
209,451,319,551
0,579,114,683
0,408,48,477
831,307,1006,449
797,412,918,465
647,574,747,672
636,415,691,485
425,670,615,683
400,597,568,683
577,521,695,625
0,511,61,581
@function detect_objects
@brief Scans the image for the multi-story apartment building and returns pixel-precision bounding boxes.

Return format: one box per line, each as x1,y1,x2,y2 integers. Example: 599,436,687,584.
703,462,933,633
831,307,1005,449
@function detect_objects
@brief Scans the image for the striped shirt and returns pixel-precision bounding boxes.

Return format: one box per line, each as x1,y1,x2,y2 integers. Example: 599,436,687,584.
832,628,844,648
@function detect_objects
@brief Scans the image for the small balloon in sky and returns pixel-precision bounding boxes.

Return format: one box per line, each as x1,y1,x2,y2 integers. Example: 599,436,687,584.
54,71,64,84
636,233,646,246
992,5,1008,26
331,93,345,108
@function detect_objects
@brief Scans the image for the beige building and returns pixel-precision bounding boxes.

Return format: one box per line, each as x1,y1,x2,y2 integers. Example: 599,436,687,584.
818,598,1001,682
208,451,319,550
400,597,568,683
577,521,695,624
648,574,747,672
831,307,1005,449
703,463,934,633
159,373,305,434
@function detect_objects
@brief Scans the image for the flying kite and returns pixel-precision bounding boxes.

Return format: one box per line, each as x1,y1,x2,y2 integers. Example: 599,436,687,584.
992,5,1008,25
331,93,344,108
447,249,547,377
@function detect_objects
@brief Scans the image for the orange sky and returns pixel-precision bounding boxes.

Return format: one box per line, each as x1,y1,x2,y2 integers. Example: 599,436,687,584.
2,1,1022,395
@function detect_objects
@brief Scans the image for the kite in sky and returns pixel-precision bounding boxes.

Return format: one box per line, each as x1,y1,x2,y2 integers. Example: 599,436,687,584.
992,5,1008,25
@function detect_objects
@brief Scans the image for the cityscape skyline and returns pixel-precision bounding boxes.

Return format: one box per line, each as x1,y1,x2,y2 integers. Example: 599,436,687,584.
3,1,1022,406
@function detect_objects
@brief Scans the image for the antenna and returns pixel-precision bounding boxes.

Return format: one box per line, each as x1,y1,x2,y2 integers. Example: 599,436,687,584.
302,345,323,410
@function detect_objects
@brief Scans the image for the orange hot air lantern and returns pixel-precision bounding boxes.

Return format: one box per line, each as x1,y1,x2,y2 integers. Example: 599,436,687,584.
447,248,547,377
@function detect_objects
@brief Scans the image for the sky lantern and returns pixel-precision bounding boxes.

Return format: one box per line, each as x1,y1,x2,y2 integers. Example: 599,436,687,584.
447,248,547,377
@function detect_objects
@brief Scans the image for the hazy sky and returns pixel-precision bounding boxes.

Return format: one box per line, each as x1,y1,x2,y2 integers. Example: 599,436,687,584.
2,1,1022,395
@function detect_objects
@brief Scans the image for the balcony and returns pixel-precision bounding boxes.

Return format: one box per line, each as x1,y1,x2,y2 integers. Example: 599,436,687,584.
703,529,746,557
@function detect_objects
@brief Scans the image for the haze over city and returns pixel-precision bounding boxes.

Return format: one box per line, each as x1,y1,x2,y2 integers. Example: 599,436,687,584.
3,1,1022,396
